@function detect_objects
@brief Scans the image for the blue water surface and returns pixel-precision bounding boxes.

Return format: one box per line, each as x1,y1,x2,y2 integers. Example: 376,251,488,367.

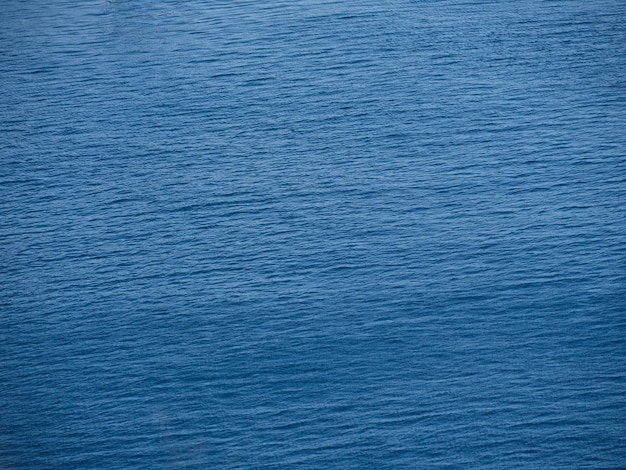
1,0,626,468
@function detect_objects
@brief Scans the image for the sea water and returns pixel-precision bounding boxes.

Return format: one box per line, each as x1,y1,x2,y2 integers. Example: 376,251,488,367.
1,0,625,467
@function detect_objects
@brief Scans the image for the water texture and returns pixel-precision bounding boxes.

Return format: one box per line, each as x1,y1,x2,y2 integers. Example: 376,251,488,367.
1,0,625,468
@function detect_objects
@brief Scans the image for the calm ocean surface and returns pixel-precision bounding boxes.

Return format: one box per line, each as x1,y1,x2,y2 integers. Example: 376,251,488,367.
2,0,626,468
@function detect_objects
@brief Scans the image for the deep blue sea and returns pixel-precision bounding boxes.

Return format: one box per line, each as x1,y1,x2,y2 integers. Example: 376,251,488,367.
2,0,626,468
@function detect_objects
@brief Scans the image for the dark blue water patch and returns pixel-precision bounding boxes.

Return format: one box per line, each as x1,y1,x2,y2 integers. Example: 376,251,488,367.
1,0,626,468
